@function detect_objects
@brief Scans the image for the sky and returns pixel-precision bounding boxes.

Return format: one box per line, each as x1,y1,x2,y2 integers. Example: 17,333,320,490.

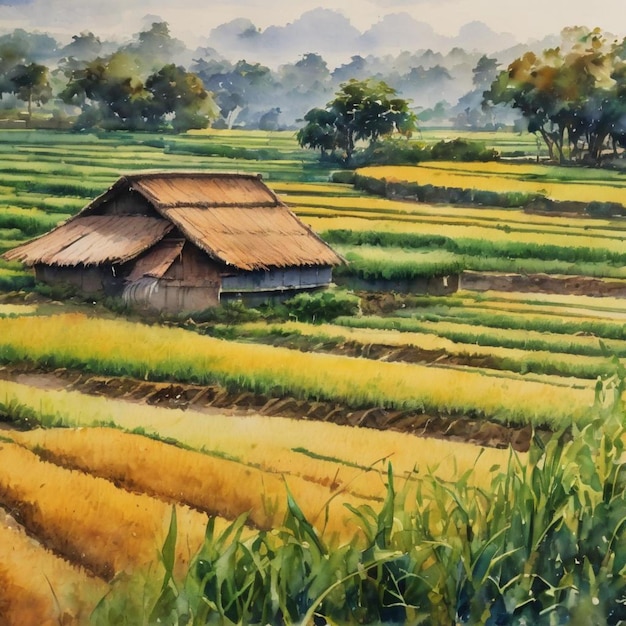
0,0,623,46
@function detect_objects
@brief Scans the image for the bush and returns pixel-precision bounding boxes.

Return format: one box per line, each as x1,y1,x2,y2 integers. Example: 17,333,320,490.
330,170,356,184
351,138,430,167
284,290,360,323
431,138,499,162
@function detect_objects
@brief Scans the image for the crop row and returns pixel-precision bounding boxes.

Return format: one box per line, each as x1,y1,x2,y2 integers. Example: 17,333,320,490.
334,314,626,360
0,313,595,427
0,378,509,493
232,320,616,381
332,244,626,282
292,192,626,236
0,510,106,624
303,215,626,259
0,439,211,579
400,299,626,342
358,163,626,205
4,389,626,624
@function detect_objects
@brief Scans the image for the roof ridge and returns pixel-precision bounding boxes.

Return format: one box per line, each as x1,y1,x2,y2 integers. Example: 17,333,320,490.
123,171,264,181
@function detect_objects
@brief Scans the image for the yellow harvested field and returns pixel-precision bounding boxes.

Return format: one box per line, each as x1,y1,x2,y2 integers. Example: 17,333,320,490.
474,290,626,314
290,193,625,234
239,320,608,380
0,379,512,495
10,427,370,541
454,298,626,322
0,510,106,626
358,164,626,205
0,313,596,425
0,440,212,580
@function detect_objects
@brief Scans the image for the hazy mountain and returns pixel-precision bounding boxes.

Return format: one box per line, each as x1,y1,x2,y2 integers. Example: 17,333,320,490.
359,13,448,54
452,21,517,53
206,9,360,67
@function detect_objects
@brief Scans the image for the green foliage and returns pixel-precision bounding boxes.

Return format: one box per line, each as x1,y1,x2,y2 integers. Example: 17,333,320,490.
335,247,463,282
430,138,499,162
0,271,34,291
284,290,360,323
179,300,262,326
484,28,626,164
298,78,418,164
354,173,540,208
351,137,430,167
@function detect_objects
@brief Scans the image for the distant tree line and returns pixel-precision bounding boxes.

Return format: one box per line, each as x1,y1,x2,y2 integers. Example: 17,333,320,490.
0,22,498,132
484,27,626,164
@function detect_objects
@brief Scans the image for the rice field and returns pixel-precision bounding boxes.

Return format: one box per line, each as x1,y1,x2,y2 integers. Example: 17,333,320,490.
359,162,626,205
1,129,626,622
0,313,596,426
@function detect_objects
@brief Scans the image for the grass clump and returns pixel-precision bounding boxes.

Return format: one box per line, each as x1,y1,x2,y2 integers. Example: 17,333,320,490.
283,289,361,323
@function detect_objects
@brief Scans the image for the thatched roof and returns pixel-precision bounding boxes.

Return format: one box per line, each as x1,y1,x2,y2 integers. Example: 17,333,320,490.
3,215,172,266
4,172,344,271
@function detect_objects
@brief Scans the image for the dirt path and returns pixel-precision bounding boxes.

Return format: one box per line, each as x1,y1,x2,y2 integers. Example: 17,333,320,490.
0,364,539,451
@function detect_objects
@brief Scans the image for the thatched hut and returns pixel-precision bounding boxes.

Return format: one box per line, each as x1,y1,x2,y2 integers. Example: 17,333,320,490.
4,172,344,312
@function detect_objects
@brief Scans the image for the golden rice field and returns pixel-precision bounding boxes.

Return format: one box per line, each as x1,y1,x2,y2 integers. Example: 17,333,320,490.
289,192,626,234
358,162,626,205
301,213,626,256
0,378,505,495
0,312,596,426
0,376,516,623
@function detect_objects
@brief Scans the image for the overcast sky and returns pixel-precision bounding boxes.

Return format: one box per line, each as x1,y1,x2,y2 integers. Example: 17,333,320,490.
0,0,623,45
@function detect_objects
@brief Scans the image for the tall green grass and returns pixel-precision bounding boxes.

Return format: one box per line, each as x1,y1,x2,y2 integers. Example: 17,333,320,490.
97,379,626,625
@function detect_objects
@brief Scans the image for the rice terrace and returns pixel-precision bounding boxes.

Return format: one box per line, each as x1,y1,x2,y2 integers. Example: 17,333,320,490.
2,7,626,626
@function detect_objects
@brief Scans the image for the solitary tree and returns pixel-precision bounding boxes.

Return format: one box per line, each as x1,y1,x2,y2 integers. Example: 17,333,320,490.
9,62,52,126
298,78,417,163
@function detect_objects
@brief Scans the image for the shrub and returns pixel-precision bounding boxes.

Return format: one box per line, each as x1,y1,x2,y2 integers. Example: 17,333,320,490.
351,138,430,167
330,170,356,184
284,290,360,323
431,138,499,162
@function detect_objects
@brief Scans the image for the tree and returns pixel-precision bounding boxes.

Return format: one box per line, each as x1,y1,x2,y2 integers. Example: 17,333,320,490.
9,62,52,126
298,78,417,164
60,52,150,130
144,64,217,131
195,58,274,129
0,29,57,100
483,28,618,164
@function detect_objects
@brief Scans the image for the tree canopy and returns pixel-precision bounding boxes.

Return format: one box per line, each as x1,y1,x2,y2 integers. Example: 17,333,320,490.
297,78,417,163
484,27,626,164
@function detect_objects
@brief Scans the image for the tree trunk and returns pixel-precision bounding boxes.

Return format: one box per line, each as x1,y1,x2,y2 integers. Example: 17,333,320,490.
27,91,32,129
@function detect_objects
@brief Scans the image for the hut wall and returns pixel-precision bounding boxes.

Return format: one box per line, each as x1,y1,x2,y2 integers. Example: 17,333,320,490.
122,278,220,312
123,246,222,312
221,266,333,293
162,243,221,283
34,264,121,295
